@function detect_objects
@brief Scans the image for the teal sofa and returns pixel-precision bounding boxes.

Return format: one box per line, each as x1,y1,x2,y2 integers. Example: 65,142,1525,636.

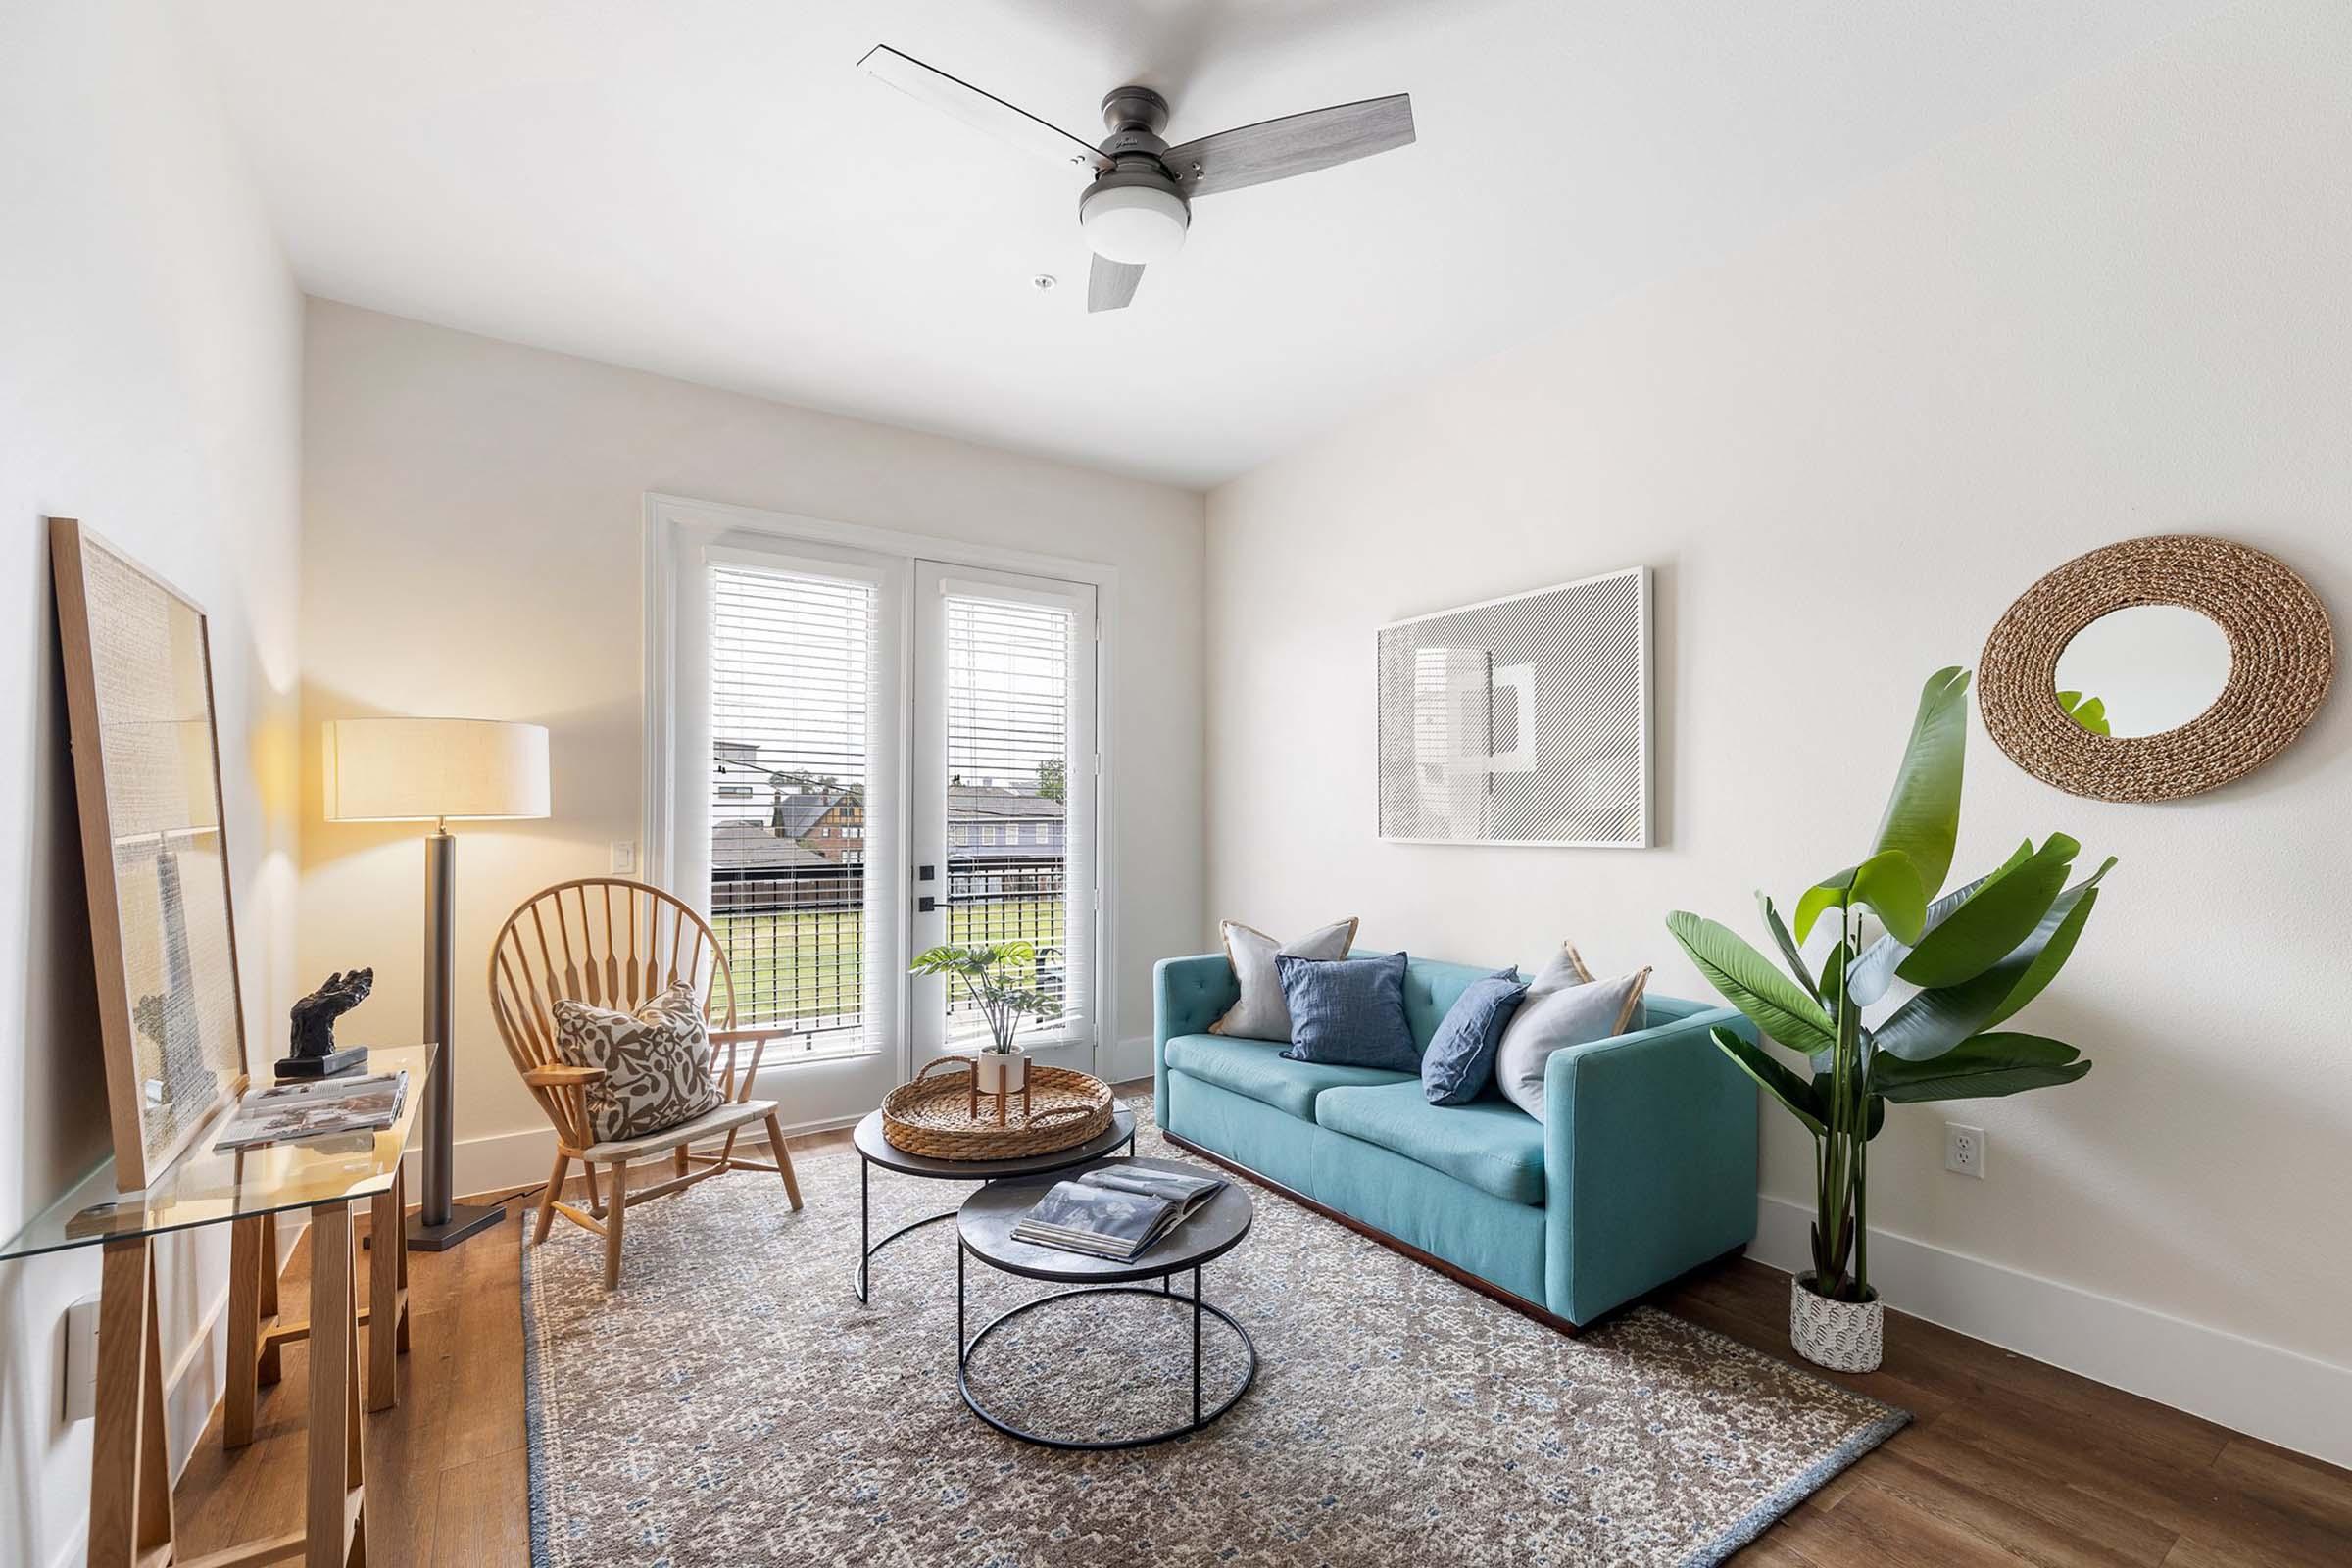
1153,950,1759,1327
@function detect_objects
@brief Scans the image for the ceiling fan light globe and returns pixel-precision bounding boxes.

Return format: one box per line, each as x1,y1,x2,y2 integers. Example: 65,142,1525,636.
1079,184,1189,265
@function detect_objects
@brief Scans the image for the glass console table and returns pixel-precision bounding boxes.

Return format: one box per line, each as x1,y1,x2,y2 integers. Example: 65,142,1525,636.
0,1044,434,1568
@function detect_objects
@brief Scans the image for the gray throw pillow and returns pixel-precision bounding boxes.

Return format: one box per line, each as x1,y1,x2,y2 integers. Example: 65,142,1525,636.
1492,967,1651,1123
553,981,723,1145
1210,916,1358,1040
1521,941,1597,998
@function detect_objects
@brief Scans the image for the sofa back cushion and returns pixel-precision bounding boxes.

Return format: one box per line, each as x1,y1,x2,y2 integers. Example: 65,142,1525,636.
1276,950,1419,1070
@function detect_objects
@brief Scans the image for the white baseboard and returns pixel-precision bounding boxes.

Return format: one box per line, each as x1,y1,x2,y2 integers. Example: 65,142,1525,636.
1750,1194,2352,1469
438,1103,872,1201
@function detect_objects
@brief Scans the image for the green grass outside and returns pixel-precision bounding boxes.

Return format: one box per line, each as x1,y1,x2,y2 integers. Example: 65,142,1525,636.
715,897,1066,1028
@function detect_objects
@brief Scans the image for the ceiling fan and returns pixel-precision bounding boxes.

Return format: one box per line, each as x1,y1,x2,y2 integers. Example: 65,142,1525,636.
857,45,1415,312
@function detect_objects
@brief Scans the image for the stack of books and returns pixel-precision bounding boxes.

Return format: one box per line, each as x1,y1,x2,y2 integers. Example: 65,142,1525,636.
1011,1165,1226,1262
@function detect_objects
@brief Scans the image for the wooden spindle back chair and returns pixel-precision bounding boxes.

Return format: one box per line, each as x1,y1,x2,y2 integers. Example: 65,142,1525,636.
489,877,803,1288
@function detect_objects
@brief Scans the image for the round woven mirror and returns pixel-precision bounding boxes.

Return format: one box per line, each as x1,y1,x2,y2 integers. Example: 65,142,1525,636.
1978,534,2333,802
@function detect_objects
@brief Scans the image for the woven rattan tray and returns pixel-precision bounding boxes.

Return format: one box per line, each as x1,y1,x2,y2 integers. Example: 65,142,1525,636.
880,1057,1114,1161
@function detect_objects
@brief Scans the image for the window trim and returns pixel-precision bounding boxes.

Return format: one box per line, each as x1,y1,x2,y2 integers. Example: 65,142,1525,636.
641,492,1119,1083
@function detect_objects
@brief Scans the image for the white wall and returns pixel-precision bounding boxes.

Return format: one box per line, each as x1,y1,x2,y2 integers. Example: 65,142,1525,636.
298,301,1204,1189
0,6,304,1564
1204,0,2350,1462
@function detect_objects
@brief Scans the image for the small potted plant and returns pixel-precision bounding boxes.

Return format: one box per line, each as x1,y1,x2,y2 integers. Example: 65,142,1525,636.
1667,667,2113,1372
908,941,1061,1116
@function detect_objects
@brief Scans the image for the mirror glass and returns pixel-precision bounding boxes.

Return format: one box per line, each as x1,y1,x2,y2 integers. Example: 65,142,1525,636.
2052,605,2230,738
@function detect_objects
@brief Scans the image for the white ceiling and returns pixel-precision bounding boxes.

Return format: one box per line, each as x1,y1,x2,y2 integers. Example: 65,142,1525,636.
190,1,2227,488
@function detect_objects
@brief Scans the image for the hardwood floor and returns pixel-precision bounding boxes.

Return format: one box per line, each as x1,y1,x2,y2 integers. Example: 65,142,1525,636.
172,1104,2350,1566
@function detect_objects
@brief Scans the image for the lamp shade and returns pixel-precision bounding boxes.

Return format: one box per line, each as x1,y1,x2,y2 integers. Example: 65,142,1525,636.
322,717,551,822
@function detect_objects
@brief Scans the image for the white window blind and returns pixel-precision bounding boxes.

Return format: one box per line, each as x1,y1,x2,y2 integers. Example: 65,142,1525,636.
942,592,1087,1046
707,564,882,1058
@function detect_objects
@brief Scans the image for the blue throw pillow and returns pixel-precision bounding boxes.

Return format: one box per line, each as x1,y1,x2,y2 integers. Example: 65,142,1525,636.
1420,969,1530,1105
1275,951,1418,1071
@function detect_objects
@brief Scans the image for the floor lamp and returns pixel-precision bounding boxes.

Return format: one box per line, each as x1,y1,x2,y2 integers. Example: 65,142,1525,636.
323,716,552,1250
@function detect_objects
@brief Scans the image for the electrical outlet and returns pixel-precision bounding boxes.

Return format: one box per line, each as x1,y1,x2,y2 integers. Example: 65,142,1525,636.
1944,1122,1986,1179
610,840,636,875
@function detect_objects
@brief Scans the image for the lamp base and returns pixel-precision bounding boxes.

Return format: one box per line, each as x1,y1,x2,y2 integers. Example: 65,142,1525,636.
405,1201,505,1252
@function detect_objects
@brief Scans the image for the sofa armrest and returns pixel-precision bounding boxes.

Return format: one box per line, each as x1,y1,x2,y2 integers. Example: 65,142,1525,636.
1542,1005,1759,1325
1153,953,1239,1118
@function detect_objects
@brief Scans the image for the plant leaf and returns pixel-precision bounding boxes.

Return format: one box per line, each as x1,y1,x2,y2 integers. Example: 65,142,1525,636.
1758,893,1824,1004
1667,912,1835,1055
1845,860,2005,1006
1867,665,1971,903
1709,1025,1826,1136
1895,834,2080,989
1873,860,2114,1060
1795,849,1928,946
1874,1031,2090,1102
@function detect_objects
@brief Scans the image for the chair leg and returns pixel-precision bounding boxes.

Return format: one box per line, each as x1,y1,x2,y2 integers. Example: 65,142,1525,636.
602,1159,627,1290
673,1146,690,1180
763,1114,803,1211
581,1160,604,1217
534,1153,569,1246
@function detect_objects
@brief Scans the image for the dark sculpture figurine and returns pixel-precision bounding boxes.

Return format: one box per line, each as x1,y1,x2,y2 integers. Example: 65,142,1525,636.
277,968,374,1079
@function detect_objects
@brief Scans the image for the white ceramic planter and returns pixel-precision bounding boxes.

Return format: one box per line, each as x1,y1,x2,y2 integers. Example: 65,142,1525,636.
1789,1276,1885,1373
974,1048,1029,1102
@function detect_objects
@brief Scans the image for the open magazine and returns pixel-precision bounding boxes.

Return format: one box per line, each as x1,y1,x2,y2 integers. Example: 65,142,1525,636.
215,1070,409,1152
1011,1164,1226,1262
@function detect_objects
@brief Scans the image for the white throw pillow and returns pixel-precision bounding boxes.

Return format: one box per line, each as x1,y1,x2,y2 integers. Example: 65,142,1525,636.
1492,967,1651,1123
1209,917,1359,1040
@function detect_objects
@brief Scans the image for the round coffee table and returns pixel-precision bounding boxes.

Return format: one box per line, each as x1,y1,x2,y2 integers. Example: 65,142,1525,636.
955,1156,1257,1449
850,1104,1136,1303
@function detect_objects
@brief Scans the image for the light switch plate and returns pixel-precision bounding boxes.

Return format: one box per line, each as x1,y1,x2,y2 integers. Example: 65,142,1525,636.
610,840,636,875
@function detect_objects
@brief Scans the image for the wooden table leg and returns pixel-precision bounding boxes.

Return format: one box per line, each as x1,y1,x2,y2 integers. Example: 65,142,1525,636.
89,1237,173,1567
306,1200,368,1567
225,1214,265,1446
393,1166,411,1355
257,1208,284,1387
367,1181,401,1412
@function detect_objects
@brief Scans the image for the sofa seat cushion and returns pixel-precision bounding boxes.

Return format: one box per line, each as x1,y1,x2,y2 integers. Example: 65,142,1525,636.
1314,1081,1546,1205
1162,1033,1411,1120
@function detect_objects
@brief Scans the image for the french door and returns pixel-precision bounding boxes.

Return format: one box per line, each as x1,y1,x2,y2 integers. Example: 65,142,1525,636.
907,563,1098,1076
670,524,1100,1127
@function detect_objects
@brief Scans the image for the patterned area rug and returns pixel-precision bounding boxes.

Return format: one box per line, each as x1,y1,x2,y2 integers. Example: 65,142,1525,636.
522,1102,1904,1566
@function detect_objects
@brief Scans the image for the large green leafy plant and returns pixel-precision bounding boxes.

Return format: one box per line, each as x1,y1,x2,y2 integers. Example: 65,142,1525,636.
1667,667,2113,1305
908,941,1061,1054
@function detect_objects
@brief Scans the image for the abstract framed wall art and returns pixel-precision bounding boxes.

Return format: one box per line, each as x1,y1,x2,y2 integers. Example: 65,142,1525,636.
1376,566,1652,849
51,517,249,1188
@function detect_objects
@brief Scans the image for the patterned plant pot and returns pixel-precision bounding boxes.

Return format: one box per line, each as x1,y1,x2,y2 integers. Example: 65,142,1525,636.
1789,1276,1884,1373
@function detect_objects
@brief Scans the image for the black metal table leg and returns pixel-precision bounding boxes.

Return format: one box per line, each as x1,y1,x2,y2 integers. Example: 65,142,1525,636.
1193,1264,1202,1425
854,1152,961,1305
957,1240,966,1354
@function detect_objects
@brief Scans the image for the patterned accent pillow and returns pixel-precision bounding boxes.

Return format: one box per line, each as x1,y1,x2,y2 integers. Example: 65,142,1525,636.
552,982,722,1145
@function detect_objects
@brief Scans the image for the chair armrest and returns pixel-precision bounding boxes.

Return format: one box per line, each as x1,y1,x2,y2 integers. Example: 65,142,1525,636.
708,1026,790,1102
523,1064,605,1087
1153,953,1239,1118
1542,1005,1760,1325
709,1025,796,1046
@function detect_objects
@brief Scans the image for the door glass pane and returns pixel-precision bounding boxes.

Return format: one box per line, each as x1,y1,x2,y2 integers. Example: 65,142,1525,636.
943,593,1074,1046
706,564,877,1057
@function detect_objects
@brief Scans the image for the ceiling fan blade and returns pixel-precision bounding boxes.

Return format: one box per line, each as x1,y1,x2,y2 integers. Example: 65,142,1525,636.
1088,256,1145,313
1162,94,1414,198
857,45,1112,176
